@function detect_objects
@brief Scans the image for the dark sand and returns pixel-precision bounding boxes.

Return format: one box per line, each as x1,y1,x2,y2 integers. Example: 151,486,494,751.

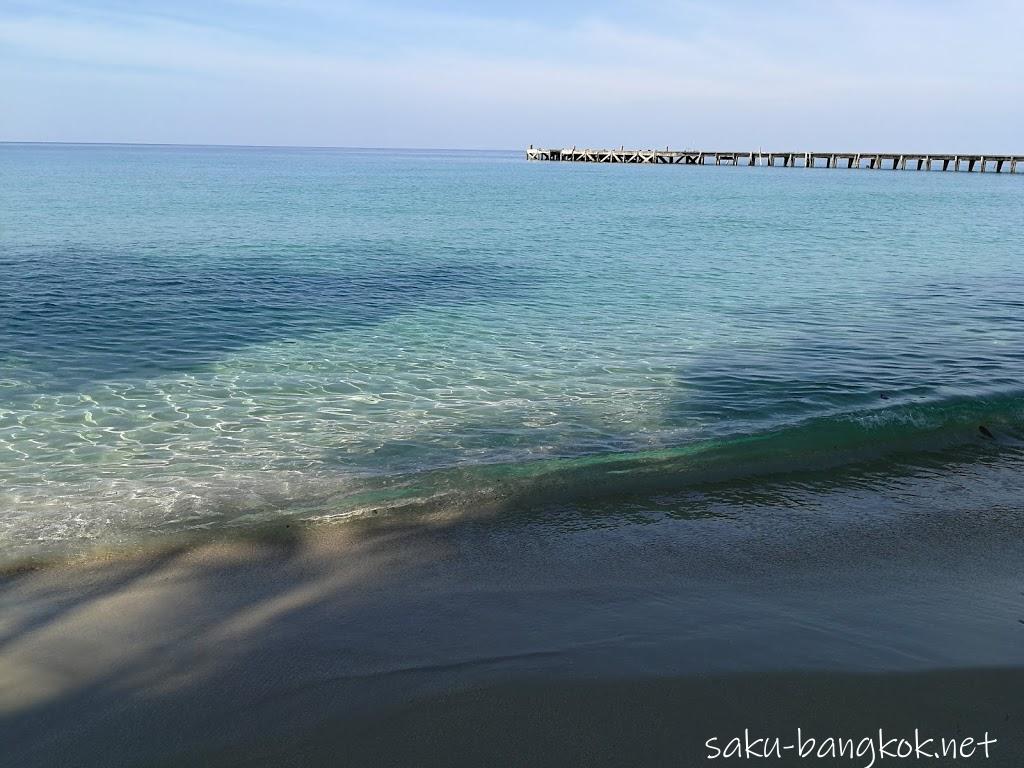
1,503,1022,766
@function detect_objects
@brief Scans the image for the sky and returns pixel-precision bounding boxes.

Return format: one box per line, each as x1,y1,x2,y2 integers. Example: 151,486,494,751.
2,0,1023,150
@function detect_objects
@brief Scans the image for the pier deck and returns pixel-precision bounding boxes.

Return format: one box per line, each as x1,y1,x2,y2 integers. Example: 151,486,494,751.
526,147,1023,173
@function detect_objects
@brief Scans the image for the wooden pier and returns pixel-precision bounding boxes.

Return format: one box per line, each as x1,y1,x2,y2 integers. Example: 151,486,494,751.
526,146,1023,173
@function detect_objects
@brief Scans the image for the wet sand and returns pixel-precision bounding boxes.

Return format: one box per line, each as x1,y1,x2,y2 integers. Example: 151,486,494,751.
294,669,1021,768
2,503,1022,766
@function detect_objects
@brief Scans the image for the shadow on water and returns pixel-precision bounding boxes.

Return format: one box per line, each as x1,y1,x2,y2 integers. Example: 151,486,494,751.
0,245,534,390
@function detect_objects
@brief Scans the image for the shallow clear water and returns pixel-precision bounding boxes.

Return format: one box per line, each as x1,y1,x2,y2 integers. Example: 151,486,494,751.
2,144,1023,561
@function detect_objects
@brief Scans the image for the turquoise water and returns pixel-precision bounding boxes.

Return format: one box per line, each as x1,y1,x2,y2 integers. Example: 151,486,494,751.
2,143,1023,562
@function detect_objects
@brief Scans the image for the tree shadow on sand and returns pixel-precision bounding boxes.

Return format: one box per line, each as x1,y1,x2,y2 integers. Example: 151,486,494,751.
1,506,1022,768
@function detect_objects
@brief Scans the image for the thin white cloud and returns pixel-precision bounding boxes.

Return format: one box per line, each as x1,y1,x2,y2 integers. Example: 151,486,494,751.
1,1,1022,148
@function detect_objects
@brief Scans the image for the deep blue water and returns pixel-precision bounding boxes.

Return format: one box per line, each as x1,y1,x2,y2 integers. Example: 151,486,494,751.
2,143,1023,561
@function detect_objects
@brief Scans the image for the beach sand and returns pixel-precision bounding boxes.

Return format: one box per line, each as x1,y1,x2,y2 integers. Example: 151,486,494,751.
2,505,1022,767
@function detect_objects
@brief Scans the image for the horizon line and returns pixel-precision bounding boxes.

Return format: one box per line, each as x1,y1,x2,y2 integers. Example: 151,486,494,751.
4,141,1020,155
0,140,520,152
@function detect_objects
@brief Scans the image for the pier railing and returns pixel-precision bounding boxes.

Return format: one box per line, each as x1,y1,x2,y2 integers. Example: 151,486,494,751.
525,146,1022,173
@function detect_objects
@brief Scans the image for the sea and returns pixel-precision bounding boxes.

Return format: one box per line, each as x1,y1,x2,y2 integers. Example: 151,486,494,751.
2,143,1024,565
